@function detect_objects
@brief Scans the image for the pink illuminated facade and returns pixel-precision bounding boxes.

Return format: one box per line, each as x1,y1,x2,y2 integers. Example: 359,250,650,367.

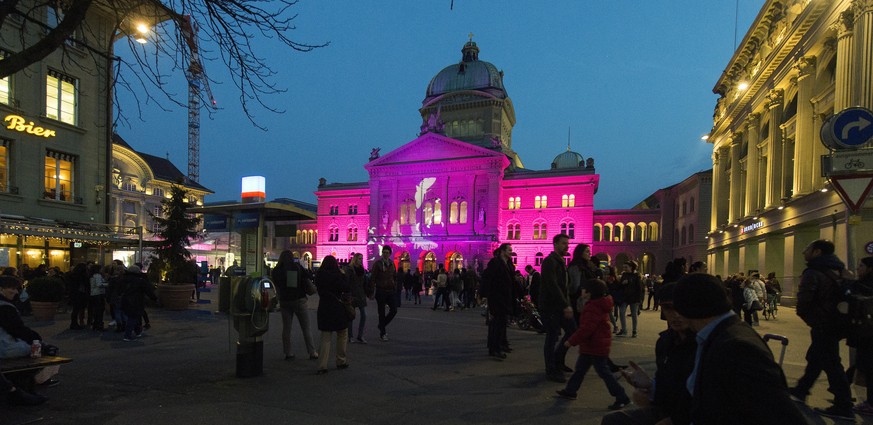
311,41,600,272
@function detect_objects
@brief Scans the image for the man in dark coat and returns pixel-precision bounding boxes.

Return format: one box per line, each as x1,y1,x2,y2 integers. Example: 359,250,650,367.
371,246,397,342
483,243,514,360
524,265,541,307
791,239,854,420
539,233,574,382
672,273,809,425
121,265,156,341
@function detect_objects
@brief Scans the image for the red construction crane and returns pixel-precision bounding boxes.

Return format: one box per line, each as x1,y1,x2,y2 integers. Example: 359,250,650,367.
180,15,216,183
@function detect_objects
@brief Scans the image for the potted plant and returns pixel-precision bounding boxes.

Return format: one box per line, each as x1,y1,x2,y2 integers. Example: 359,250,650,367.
25,276,65,321
150,183,202,310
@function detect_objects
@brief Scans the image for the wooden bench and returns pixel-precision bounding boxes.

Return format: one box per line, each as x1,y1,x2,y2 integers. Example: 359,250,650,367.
1,356,72,375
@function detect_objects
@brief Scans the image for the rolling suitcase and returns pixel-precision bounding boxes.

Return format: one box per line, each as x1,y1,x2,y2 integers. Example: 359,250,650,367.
763,333,789,366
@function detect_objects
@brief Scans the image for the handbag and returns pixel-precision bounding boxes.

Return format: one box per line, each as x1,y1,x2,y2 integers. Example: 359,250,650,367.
336,293,356,320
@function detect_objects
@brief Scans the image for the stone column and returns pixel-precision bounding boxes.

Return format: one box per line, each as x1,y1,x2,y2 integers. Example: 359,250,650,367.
835,9,855,110
711,150,722,231
765,89,784,208
729,135,742,224
793,56,816,196
854,0,873,108
744,114,761,216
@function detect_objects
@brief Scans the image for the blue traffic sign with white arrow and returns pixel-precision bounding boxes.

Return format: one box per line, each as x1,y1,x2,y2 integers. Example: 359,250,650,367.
828,107,873,149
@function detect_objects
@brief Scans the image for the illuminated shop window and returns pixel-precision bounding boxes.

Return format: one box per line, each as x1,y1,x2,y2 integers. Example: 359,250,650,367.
347,225,358,241
44,151,74,202
0,140,9,192
46,70,77,125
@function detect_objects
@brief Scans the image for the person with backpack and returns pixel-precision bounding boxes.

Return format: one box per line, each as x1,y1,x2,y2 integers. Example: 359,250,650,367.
847,256,873,416
791,239,854,421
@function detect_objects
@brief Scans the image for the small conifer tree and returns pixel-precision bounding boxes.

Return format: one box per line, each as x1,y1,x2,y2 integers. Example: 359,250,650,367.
150,184,201,284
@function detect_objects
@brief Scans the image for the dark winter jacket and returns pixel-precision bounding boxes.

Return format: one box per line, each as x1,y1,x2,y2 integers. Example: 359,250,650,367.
539,251,570,315
121,271,156,316
796,254,847,329
0,294,41,345
270,261,307,303
482,256,514,315
620,272,644,304
316,269,350,332
568,295,614,357
653,328,696,425
370,258,396,293
345,265,369,308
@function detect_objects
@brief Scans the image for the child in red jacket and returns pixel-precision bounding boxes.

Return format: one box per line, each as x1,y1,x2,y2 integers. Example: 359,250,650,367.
556,279,631,410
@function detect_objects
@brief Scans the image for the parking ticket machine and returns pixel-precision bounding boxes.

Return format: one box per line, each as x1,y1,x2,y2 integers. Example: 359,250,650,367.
230,276,277,377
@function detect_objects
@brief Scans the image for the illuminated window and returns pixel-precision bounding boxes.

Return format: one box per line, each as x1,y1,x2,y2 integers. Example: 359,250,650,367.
449,201,458,224
533,222,547,240
329,226,339,242
153,187,164,197
433,199,442,224
541,195,548,208
535,252,544,266
0,139,8,192
44,151,74,202
508,197,515,209
122,180,137,192
46,70,77,125
0,51,9,105
561,222,575,239
569,194,575,207
347,225,358,241
535,196,541,209
459,201,467,224
399,203,408,225
506,223,520,240
424,202,433,225
562,195,569,208
407,201,417,225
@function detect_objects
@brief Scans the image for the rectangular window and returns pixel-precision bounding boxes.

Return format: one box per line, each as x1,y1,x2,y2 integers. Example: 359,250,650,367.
46,70,77,125
44,151,74,202
0,50,9,105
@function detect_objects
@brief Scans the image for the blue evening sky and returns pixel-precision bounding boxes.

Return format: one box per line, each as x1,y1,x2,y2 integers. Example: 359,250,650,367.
116,1,763,209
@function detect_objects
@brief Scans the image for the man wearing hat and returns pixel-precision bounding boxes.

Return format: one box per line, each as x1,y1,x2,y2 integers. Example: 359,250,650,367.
601,282,695,425
671,273,808,424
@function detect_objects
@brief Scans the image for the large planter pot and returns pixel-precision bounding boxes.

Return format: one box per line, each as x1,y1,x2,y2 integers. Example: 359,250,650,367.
157,283,195,310
30,301,59,321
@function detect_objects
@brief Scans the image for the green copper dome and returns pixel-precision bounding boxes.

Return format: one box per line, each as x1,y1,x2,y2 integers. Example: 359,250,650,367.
425,41,506,101
551,149,585,169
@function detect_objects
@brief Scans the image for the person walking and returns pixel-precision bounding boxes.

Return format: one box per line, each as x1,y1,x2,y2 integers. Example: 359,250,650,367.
791,239,855,420
119,265,156,342
431,264,449,311
849,256,873,416
618,261,643,337
270,250,318,360
540,234,575,382
315,256,351,375
371,246,398,342
555,279,631,410
345,253,371,344
411,268,423,305
87,264,108,331
482,243,515,360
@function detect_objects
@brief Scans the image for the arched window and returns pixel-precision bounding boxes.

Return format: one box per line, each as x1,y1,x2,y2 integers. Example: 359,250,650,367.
510,252,518,266
690,197,695,212
508,197,516,209
568,194,575,207
635,224,644,242
506,222,521,240
604,225,612,242
535,196,542,209
649,222,659,241
682,201,687,216
541,195,548,208
407,201,417,225
514,196,521,208
329,226,339,242
459,201,468,224
433,199,442,224
449,201,459,224
561,221,575,239
399,203,408,225
347,225,358,241
535,252,544,266
675,229,680,247
615,224,624,241
681,227,687,245
533,223,541,240
624,224,633,242
689,224,694,243
562,194,569,208
424,202,434,225
593,224,601,241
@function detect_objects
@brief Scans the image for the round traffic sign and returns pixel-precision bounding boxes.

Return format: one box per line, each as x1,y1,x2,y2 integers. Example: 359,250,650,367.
867,241,873,255
828,107,873,149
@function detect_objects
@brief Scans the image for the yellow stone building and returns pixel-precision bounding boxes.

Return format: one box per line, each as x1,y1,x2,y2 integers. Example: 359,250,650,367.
706,0,873,303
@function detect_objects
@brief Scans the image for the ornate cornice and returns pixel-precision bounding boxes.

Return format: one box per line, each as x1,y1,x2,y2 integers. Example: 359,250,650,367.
793,55,817,80
837,9,855,37
745,113,761,130
853,0,873,16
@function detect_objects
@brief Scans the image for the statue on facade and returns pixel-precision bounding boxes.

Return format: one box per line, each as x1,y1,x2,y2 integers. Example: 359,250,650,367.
419,106,446,135
369,148,381,161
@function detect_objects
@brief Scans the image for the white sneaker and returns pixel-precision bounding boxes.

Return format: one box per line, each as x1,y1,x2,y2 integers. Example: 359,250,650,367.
108,321,116,327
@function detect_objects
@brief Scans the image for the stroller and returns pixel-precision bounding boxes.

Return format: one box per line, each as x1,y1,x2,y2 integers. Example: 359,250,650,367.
513,296,544,331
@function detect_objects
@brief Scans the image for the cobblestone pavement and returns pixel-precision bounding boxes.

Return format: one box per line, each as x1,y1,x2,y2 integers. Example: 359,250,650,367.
3,288,871,424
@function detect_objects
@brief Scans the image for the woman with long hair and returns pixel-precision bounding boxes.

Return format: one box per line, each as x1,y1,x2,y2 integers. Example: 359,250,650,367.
315,256,351,375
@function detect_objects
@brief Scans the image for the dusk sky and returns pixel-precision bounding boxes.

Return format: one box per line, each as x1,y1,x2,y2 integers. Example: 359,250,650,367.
116,1,764,209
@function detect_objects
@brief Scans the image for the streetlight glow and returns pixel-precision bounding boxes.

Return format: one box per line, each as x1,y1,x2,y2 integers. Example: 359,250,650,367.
136,23,150,34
